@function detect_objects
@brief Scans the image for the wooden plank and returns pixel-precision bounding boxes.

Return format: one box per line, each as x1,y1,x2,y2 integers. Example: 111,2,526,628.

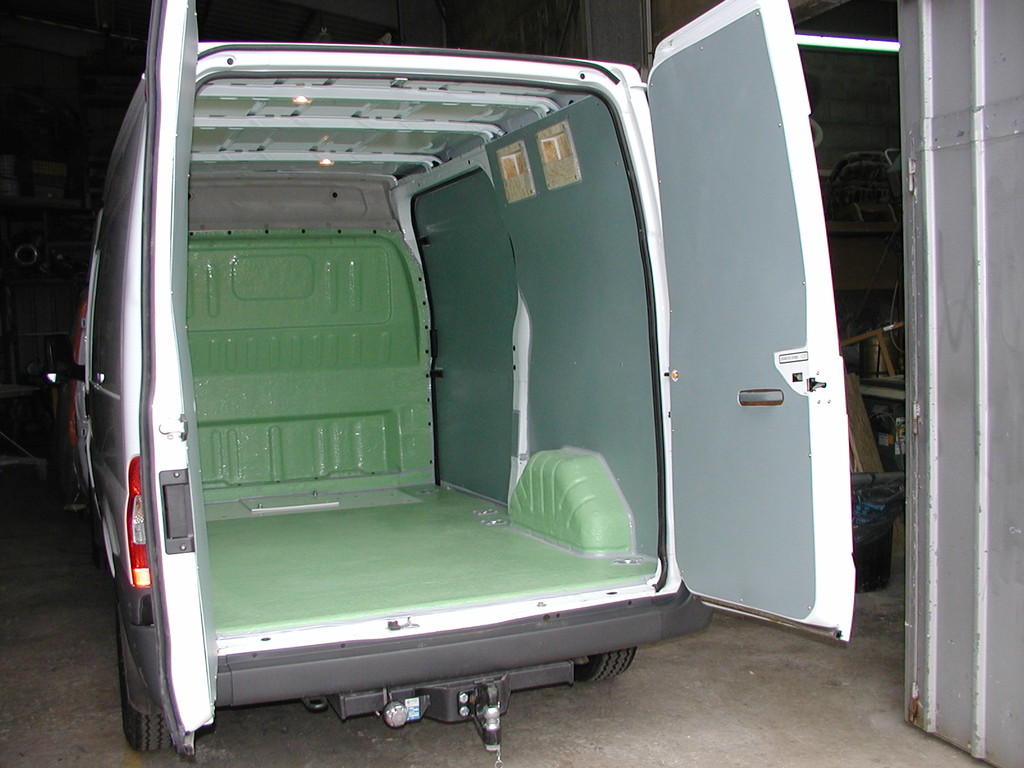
846,372,884,473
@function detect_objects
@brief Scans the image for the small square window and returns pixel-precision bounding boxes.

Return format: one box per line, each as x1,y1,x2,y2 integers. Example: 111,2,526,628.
537,121,581,190
496,140,536,203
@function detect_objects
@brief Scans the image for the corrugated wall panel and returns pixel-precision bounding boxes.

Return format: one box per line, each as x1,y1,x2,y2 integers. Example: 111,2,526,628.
901,1,1024,767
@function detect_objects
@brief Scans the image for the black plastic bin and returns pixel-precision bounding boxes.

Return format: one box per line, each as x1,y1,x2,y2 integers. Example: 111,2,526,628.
851,473,904,593
853,523,895,592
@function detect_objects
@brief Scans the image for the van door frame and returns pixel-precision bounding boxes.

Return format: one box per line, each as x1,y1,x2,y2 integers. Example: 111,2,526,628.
139,0,213,753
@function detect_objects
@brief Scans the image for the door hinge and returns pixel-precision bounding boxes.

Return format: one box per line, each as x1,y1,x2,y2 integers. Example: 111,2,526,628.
907,156,917,195
911,400,921,436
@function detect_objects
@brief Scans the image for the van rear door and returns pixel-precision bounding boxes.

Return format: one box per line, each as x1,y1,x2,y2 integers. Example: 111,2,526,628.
140,0,212,752
649,0,855,638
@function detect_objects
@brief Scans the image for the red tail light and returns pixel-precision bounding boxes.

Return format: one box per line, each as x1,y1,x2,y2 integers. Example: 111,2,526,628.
126,456,151,588
67,393,78,446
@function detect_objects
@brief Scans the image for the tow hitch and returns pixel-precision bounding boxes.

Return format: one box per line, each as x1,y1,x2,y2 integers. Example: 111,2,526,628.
322,661,573,764
471,682,503,760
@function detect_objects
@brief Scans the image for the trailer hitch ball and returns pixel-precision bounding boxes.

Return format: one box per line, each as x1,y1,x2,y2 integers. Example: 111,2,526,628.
473,683,502,753
480,703,500,748
381,699,409,728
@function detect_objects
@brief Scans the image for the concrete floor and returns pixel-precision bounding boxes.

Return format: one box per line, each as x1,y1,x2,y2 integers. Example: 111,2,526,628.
0,465,982,768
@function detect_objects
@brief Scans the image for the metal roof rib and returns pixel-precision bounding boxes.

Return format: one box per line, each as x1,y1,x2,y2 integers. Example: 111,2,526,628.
191,73,567,177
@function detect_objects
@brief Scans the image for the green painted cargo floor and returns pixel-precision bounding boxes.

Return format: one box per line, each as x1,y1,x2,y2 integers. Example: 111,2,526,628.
206,486,655,636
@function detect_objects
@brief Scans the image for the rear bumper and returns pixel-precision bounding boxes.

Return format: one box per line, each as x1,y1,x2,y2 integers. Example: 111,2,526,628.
216,586,712,706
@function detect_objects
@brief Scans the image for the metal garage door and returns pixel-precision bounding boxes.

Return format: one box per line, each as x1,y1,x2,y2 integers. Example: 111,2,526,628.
901,2,1024,766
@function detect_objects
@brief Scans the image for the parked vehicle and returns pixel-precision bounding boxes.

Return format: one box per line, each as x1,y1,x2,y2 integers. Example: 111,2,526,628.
74,0,854,756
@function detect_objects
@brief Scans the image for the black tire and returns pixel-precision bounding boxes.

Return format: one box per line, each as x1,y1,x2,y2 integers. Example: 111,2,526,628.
573,647,637,682
117,616,172,751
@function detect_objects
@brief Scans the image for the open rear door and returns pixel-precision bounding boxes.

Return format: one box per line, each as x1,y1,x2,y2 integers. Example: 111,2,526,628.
649,0,854,638
140,0,212,752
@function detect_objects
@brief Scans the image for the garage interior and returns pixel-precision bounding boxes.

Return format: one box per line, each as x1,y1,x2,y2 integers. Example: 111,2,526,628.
0,1,1019,767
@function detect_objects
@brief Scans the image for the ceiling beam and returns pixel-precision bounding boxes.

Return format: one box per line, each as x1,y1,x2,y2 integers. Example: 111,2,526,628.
197,83,560,116
193,115,503,139
190,151,439,168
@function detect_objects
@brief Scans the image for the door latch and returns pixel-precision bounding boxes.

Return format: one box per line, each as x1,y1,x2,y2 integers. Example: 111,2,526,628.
806,378,827,392
158,415,189,441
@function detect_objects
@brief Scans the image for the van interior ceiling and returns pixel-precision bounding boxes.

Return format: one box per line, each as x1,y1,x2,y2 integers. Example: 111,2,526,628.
184,74,662,639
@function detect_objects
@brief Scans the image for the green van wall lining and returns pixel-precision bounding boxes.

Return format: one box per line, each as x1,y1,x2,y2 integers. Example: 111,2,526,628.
186,230,433,497
509,449,634,554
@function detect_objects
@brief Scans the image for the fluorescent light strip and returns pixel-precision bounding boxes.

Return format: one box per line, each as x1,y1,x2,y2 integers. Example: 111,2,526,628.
796,34,900,53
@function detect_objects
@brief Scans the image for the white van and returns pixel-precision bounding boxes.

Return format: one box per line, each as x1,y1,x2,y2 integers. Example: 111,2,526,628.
79,0,854,756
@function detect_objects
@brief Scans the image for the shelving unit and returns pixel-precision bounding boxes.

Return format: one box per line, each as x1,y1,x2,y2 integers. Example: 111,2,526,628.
0,196,91,386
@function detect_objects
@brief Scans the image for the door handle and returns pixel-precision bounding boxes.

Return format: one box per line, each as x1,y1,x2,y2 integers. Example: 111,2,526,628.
738,389,784,406
160,469,195,554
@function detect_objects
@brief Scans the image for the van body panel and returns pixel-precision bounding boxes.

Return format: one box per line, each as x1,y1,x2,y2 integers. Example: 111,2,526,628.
650,0,854,637
88,90,146,576
412,170,519,502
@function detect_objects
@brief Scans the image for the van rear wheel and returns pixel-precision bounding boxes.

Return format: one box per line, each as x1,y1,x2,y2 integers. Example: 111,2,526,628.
573,647,637,682
117,616,172,751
